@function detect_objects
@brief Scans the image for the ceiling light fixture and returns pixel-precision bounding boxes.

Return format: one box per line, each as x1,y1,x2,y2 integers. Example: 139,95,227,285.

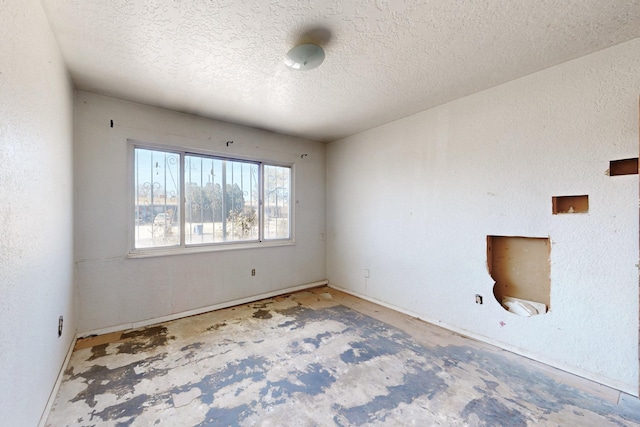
284,43,325,71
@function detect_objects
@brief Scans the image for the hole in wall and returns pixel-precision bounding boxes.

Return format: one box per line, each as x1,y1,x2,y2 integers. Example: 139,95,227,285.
552,195,588,214
609,158,638,176
487,236,550,317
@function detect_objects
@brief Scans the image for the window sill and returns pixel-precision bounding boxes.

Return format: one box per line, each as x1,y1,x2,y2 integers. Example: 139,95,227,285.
127,239,294,259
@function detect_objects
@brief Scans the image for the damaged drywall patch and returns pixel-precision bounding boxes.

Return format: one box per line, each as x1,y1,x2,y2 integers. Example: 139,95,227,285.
608,157,638,176
552,195,589,214
487,236,550,316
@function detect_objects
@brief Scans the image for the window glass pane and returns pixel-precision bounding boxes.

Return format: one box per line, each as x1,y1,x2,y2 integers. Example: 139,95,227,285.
134,148,181,248
264,165,291,240
185,155,259,245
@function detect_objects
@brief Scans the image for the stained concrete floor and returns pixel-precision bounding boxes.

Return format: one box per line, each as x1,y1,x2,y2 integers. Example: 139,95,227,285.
46,286,640,426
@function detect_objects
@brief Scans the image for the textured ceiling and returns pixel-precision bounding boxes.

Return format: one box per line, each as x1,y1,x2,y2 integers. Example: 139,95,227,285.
39,0,640,142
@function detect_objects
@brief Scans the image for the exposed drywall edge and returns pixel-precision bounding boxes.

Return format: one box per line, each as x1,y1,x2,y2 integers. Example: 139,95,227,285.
37,334,77,427
328,283,637,397
79,280,328,337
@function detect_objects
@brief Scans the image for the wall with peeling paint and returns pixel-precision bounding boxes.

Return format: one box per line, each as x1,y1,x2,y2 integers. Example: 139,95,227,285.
74,92,326,334
0,0,76,425
327,38,640,394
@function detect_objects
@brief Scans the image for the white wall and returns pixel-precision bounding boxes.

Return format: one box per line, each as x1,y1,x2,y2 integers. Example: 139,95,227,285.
327,39,640,394
74,92,326,333
0,0,75,425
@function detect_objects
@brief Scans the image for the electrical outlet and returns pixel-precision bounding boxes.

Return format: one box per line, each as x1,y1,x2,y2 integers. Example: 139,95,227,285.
364,269,370,278
251,268,256,276
475,294,483,305
58,316,63,337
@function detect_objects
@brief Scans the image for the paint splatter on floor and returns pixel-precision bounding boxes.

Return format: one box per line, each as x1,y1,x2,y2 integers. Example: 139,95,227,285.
46,290,640,426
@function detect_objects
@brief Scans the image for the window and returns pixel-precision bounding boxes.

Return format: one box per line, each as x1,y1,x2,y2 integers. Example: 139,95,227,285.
133,148,181,249
264,165,291,240
132,145,292,253
185,154,259,245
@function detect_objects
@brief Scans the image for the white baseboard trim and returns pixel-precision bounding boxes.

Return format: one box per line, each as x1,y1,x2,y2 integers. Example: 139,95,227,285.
328,283,637,397
79,280,329,338
38,334,77,427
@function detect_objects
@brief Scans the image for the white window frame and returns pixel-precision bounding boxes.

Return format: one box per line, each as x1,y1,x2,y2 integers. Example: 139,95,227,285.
128,140,294,258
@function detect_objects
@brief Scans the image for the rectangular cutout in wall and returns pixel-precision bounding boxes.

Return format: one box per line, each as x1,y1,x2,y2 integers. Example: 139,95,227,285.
552,195,588,215
609,158,638,176
487,236,550,311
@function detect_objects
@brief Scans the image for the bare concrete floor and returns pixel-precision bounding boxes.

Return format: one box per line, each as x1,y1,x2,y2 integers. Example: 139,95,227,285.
46,286,640,426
